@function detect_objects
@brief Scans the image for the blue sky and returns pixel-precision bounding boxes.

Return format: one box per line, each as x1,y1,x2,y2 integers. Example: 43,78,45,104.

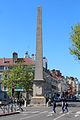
0,0,80,80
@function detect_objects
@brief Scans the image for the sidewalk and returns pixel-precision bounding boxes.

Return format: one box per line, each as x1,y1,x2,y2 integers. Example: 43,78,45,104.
0,111,20,117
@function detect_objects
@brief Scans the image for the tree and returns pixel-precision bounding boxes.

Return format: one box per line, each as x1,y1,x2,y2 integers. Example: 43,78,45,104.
70,24,80,59
2,63,34,102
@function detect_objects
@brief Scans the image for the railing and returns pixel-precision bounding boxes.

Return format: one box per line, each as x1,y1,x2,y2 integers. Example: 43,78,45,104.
0,102,22,114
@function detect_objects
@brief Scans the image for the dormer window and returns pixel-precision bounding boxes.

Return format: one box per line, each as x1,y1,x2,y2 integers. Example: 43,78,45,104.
4,66,8,70
4,61,9,63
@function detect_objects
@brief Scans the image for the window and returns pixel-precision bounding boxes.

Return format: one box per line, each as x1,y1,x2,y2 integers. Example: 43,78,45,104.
4,85,7,91
4,61,9,63
0,75,2,80
4,66,8,70
0,66,4,71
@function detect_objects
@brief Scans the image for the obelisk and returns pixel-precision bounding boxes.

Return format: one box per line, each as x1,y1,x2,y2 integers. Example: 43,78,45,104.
35,6,43,80
31,7,46,105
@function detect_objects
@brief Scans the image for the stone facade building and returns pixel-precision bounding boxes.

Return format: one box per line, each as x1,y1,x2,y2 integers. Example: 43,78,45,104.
66,76,79,97
51,69,68,97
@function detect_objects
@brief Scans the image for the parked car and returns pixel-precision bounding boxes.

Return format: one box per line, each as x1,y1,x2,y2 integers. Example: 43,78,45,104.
66,96,80,102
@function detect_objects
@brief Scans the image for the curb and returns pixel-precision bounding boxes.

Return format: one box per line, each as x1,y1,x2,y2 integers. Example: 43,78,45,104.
0,111,20,117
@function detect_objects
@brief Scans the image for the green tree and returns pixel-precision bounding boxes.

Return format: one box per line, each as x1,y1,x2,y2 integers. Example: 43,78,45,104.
70,24,80,59
2,63,34,100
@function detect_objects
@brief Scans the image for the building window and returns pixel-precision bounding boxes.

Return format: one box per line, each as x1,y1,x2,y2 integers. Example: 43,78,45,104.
4,61,9,64
0,75,2,80
4,66,8,70
51,85,56,89
0,66,4,71
4,85,7,91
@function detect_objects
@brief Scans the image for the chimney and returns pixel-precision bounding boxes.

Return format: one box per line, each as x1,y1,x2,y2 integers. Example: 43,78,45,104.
12,52,18,63
31,54,35,61
3,57,5,63
43,57,48,69
24,51,29,58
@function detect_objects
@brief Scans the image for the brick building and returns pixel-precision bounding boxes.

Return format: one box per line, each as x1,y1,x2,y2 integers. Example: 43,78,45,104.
0,52,58,104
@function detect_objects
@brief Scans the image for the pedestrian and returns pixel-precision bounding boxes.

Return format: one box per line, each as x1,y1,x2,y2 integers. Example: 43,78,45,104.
47,99,51,107
22,98,25,106
18,98,23,111
61,100,65,113
65,101,68,112
52,100,56,113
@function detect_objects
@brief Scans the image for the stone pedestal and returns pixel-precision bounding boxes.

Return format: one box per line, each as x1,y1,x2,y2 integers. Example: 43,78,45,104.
31,96,46,106
31,80,46,106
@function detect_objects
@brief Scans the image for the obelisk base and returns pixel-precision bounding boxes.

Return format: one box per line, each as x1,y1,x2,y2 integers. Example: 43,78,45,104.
31,96,46,106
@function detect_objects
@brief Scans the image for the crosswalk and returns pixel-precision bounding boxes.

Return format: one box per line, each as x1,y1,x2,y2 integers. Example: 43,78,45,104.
20,111,48,120
21,109,80,120
21,111,40,114
47,110,80,119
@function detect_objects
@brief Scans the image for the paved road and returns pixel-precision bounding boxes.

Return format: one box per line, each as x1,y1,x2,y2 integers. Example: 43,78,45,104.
0,106,80,120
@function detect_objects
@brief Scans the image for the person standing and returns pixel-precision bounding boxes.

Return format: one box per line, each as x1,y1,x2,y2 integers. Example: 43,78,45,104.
47,99,51,107
65,101,68,112
61,100,65,113
18,98,23,111
52,100,56,113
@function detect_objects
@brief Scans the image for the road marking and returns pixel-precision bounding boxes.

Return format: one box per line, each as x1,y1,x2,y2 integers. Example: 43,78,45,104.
75,111,80,117
22,114,28,116
53,114,65,120
32,111,40,113
47,113,53,116
76,111,80,114
53,111,72,120
75,114,79,117
22,111,39,114
47,111,55,116
20,111,48,120
65,111,72,115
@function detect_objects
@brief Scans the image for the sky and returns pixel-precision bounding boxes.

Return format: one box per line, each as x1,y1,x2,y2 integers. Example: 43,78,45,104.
0,0,80,80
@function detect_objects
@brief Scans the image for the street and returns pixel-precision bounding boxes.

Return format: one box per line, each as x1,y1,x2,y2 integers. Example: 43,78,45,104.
0,105,80,120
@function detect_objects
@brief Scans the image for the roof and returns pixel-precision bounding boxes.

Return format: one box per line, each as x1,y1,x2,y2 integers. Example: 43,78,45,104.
0,58,35,66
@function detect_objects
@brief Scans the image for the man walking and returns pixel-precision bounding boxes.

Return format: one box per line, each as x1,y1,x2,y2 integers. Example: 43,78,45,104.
47,99,56,116
52,100,56,113
61,100,65,113
65,101,68,112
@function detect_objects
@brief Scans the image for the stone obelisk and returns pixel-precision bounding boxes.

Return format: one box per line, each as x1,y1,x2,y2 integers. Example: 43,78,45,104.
35,6,43,81
31,7,46,105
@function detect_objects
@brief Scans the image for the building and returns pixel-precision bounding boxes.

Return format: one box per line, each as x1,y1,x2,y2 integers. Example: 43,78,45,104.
0,52,34,91
66,76,79,97
0,52,58,105
51,69,68,97
43,68,58,99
